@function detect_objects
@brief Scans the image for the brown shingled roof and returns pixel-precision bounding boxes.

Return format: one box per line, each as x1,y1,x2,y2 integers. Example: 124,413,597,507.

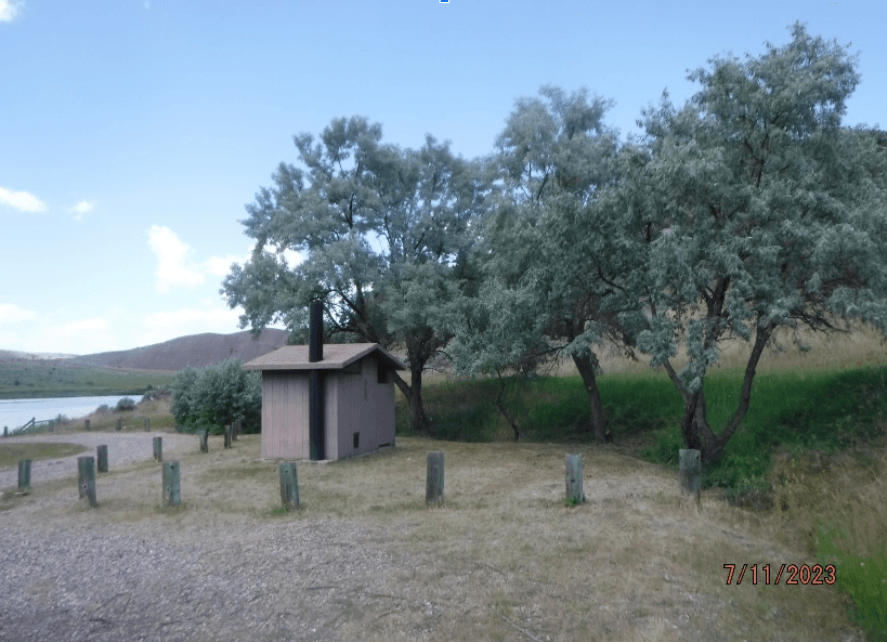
242,343,406,372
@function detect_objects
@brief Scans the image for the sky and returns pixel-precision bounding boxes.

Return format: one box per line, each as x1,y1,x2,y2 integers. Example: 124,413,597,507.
1,0,885,356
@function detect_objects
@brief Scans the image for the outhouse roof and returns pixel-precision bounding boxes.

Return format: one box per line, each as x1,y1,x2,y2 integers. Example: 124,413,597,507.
242,343,406,372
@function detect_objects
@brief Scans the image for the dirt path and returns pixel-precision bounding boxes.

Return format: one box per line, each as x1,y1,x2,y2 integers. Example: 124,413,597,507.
0,431,199,489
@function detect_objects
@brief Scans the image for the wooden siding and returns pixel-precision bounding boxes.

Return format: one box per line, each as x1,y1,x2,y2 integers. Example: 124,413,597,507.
333,354,395,458
259,355,396,461
261,371,309,459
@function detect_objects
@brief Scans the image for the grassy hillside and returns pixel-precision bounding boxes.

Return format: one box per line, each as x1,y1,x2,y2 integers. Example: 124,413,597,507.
0,357,174,399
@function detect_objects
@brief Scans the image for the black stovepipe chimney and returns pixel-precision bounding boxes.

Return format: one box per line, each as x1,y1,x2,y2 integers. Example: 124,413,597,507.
308,299,325,460
309,299,323,363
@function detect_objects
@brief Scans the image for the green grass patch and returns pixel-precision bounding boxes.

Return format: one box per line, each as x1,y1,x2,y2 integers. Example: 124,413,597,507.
0,442,88,468
817,522,887,640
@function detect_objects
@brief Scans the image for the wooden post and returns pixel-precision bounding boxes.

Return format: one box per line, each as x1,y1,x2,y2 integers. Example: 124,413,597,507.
97,445,108,472
565,453,585,504
279,462,300,511
162,461,181,507
232,419,239,441
144,417,150,432
224,424,233,449
85,419,90,431
679,449,702,504
78,456,97,507
3,426,8,437
115,418,122,431
18,459,31,491
48,420,54,433
153,437,163,462
426,451,445,507
199,429,209,453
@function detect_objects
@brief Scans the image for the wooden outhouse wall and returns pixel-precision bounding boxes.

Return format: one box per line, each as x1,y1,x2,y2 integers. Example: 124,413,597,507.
260,371,310,460
325,354,396,459
260,354,396,461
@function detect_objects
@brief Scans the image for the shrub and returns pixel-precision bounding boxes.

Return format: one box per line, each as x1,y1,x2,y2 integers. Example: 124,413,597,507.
115,397,136,412
170,359,261,434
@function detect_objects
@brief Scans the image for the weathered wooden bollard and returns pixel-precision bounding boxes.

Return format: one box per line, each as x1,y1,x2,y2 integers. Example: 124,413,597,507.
565,453,585,504
115,418,122,431
162,461,181,507
199,429,209,453
153,437,163,462
48,420,54,433
18,459,31,491
426,452,445,507
279,462,300,511
144,417,150,432
224,424,233,449
3,426,8,437
84,419,90,431
97,445,109,472
679,449,702,504
78,456,97,507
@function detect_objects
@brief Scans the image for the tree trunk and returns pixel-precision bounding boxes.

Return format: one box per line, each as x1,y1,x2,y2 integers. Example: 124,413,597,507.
571,353,608,442
670,321,775,464
392,366,431,435
494,372,520,441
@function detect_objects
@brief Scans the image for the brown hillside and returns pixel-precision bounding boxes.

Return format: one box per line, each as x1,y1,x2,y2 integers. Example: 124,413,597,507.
70,329,290,372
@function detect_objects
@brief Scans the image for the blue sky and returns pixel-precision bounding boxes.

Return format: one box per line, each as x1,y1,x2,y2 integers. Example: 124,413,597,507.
2,0,885,355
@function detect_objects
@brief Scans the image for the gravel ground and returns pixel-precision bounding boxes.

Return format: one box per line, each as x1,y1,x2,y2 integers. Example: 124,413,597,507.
0,432,199,489
0,520,408,642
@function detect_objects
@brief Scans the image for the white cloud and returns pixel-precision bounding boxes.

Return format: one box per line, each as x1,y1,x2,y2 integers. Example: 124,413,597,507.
0,186,47,212
202,253,249,277
143,1,150,9
71,200,96,222
147,225,205,293
0,303,36,323
0,1,21,22
134,305,244,346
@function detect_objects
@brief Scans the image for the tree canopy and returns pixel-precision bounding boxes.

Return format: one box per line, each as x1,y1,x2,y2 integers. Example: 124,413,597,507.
222,117,487,434
628,23,887,461
223,23,886,462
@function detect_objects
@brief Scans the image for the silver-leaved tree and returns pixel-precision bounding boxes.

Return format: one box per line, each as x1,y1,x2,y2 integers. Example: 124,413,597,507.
628,23,887,463
221,116,487,434
444,85,646,442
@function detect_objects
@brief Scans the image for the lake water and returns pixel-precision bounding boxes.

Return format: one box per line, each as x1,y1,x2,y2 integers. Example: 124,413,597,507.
0,395,146,434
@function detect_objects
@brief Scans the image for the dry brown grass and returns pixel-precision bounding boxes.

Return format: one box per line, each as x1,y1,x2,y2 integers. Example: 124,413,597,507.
4,430,876,641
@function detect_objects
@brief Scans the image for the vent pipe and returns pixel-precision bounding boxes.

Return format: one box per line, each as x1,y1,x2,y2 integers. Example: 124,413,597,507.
309,300,323,363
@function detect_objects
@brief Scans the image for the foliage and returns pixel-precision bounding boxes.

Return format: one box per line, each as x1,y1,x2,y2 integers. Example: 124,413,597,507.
623,22,887,462
222,116,488,434
170,359,261,434
443,85,644,442
115,397,136,412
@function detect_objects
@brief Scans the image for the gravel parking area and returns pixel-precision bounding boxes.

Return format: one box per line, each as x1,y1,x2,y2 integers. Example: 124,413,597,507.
0,432,199,489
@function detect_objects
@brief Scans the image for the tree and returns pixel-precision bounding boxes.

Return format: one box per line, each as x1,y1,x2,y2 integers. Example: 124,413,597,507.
170,359,262,433
221,117,487,434
446,85,644,443
629,23,887,463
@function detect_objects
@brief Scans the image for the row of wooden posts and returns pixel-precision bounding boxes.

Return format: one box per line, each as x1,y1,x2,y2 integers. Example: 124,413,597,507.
15,435,704,511
15,421,244,507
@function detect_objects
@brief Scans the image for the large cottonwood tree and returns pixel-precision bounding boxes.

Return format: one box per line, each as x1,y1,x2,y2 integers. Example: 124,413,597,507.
630,23,887,463
221,116,487,434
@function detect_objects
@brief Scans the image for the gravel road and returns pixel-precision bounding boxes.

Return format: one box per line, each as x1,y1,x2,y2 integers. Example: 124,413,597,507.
0,432,199,489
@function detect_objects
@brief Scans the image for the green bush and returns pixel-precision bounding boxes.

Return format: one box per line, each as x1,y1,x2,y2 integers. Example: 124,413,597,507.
115,397,136,412
170,359,261,434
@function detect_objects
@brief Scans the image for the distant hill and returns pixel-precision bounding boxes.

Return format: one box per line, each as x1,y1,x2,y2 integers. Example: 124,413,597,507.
70,328,291,372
